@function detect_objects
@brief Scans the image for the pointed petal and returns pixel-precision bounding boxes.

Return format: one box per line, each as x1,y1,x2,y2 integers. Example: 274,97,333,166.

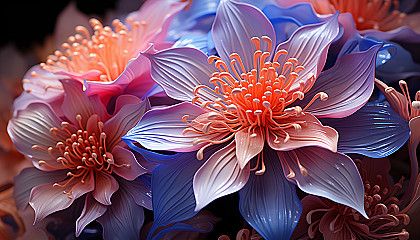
97,188,145,240
212,0,275,71
267,113,338,152
124,102,224,152
92,172,119,206
112,146,147,181
193,141,250,211
103,96,150,149
235,127,264,169
75,194,107,237
275,13,340,88
13,168,67,210
279,147,367,218
321,101,410,158
119,177,152,210
303,43,381,118
7,102,63,166
239,147,302,240
142,46,217,101
29,171,94,224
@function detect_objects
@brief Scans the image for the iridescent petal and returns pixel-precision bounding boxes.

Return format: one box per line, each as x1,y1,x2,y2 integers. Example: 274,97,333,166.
239,147,302,240
235,127,264,169
75,194,107,237
92,172,119,206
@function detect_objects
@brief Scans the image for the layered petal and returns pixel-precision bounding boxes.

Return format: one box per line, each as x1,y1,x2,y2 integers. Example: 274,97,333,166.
124,102,226,152
75,194,107,237
278,147,367,218
112,146,147,181
275,13,340,89
303,42,381,118
92,172,119,206
193,141,250,212
142,46,217,101
321,101,410,158
212,0,276,72
119,177,152,210
267,113,338,152
360,26,420,43
29,171,94,224
239,147,302,240
235,127,264,169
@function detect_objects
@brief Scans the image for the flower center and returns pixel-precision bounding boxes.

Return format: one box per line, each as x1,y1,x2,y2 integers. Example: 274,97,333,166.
327,0,406,30
32,114,128,198
41,18,145,82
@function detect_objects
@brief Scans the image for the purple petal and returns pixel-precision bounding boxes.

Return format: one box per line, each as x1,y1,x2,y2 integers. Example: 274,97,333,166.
360,26,420,43
124,102,213,152
321,101,410,158
97,187,145,240
235,127,264,169
275,13,340,89
303,42,381,118
13,168,67,210
193,141,250,211
103,96,150,149
112,146,147,181
239,147,302,240
75,193,107,237
29,171,95,224
142,46,217,101
278,147,367,218
212,0,276,71
119,177,152,210
92,172,119,206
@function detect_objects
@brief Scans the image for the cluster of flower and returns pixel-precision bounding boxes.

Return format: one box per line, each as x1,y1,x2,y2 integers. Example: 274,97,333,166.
1,0,420,239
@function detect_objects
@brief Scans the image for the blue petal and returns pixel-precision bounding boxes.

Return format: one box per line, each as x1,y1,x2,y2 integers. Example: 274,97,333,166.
239,147,302,240
321,101,410,158
263,3,323,45
172,33,211,55
147,146,218,239
151,222,212,240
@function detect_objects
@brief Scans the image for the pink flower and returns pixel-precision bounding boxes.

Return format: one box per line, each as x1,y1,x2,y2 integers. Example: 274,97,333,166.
9,80,151,238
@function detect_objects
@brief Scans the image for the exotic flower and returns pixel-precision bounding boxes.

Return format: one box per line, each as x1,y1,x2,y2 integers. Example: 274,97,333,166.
291,157,415,240
125,0,382,238
9,80,151,238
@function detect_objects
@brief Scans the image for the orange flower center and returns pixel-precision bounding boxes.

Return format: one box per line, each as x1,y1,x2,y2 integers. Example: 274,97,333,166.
41,18,146,82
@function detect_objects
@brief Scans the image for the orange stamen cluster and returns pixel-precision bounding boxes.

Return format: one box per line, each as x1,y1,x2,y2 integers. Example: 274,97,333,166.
327,0,406,31
40,18,145,82
32,115,128,198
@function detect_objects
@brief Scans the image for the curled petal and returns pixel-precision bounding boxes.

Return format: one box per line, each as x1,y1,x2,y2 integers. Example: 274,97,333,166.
75,194,107,237
235,127,264,169
112,146,147,181
92,172,119,206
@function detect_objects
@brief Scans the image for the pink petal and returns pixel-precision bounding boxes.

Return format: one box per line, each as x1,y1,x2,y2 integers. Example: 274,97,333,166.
29,171,94,224
275,13,340,90
75,193,107,237
267,113,338,152
235,127,264,169
409,116,420,150
375,79,410,120
92,172,119,206
112,146,147,181
193,141,250,211
103,96,150,149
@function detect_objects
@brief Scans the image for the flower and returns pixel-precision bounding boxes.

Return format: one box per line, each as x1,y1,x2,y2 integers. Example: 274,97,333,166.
124,0,382,238
291,157,413,240
8,80,151,238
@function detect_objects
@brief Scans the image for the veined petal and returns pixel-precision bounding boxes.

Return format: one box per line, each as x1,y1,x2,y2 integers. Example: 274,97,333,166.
321,101,410,158
7,102,62,164
278,147,367,218
13,168,67,210
119,177,152,210
103,96,150,149
267,113,338,152
124,102,224,152
75,194,107,237
275,13,340,89
193,141,250,212
92,172,119,206
142,46,217,101
212,0,275,71
239,147,302,240
29,171,94,224
112,146,147,181
235,127,264,169
303,42,381,118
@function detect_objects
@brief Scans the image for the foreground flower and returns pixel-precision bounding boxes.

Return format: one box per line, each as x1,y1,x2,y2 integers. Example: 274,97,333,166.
13,0,190,112
124,1,382,238
291,157,417,240
8,80,151,238
276,0,420,42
